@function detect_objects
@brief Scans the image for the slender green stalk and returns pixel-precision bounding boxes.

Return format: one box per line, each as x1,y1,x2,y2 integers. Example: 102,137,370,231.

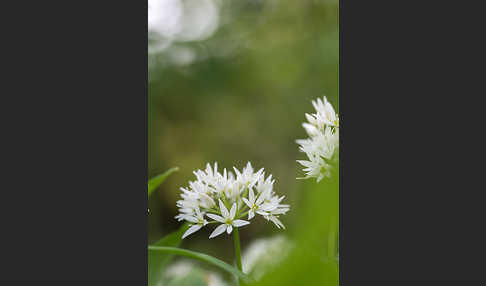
238,210,250,219
233,228,243,271
148,246,252,283
233,227,243,285
238,187,250,208
236,205,249,217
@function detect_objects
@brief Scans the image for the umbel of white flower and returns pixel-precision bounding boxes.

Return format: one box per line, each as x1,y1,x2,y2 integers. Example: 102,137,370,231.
175,162,290,239
296,96,339,182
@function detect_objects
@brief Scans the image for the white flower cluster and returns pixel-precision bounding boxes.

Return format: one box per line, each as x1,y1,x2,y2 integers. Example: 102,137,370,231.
175,162,290,239
296,96,339,182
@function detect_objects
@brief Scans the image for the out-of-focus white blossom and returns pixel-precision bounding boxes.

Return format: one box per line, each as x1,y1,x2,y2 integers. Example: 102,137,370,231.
176,162,290,239
164,260,228,286
297,96,339,182
242,235,294,280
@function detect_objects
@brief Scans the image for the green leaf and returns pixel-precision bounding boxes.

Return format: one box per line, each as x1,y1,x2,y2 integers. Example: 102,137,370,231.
148,167,179,198
148,246,253,284
148,224,189,286
249,165,339,286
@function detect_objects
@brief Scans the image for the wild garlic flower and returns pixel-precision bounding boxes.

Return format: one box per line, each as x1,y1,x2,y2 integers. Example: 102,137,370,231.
242,235,293,280
207,200,250,238
165,260,228,286
297,96,339,182
175,162,290,239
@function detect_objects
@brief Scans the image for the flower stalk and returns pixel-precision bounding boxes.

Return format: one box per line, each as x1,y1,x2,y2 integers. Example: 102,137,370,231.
148,246,252,283
233,227,243,271
233,227,243,285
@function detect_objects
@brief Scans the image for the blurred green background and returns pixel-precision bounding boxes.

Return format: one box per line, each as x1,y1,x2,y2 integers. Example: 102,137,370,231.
148,0,338,284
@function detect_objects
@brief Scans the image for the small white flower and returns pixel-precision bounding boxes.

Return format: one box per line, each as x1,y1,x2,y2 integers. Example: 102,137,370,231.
310,96,339,129
297,96,339,181
242,188,270,219
164,260,229,286
265,215,286,229
193,162,219,187
207,200,250,238
242,235,293,280
297,156,331,182
233,162,263,190
181,208,208,239
254,173,274,194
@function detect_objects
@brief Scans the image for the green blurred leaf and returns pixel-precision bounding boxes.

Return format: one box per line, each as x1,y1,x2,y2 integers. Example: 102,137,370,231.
249,162,339,286
148,224,189,286
148,167,179,198
149,246,253,284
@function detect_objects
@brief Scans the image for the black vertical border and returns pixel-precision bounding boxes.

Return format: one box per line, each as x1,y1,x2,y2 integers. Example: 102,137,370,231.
7,0,150,284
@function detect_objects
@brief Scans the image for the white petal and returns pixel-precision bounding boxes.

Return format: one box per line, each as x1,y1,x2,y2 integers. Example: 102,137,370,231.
200,193,215,207
246,162,252,170
206,213,225,223
182,224,203,239
260,202,277,212
249,188,255,204
297,160,312,167
269,216,285,229
305,113,317,125
248,210,254,220
232,219,250,227
185,216,199,223
302,123,319,137
256,190,268,205
226,225,233,234
219,199,229,218
229,203,237,219
209,224,227,239
233,167,241,178
256,210,269,216
242,197,252,208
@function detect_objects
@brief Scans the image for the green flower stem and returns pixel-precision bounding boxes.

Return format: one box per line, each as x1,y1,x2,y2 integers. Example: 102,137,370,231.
148,246,252,283
238,187,249,207
233,227,243,285
238,210,250,219
202,207,221,215
221,195,231,209
236,205,249,217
